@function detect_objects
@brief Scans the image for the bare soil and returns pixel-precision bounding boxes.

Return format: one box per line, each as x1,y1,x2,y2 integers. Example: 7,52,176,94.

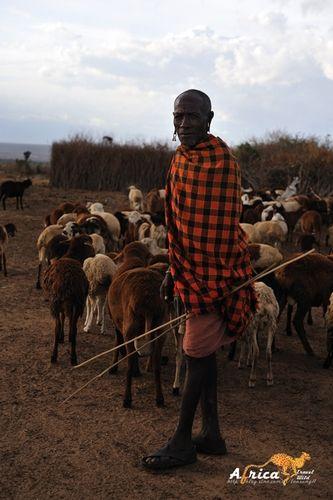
1,178,332,499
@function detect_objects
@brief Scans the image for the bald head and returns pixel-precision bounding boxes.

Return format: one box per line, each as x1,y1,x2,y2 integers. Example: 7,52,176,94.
174,89,212,113
173,89,214,147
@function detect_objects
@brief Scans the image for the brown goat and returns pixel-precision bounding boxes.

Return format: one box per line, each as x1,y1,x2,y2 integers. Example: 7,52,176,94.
148,254,169,265
275,253,333,356
108,263,168,408
297,233,318,251
45,202,88,227
42,235,93,365
145,188,165,213
114,241,151,265
299,210,322,245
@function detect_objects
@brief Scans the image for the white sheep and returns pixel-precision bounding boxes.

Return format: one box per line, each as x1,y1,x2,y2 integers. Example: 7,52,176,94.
90,211,121,238
252,220,287,247
263,199,302,213
271,212,288,236
138,221,167,248
36,224,63,288
87,202,104,213
261,205,274,221
138,221,151,241
90,233,105,255
249,243,283,271
140,237,168,255
238,282,279,387
57,213,77,226
91,210,121,249
150,224,167,248
83,254,117,334
62,222,80,238
128,185,144,211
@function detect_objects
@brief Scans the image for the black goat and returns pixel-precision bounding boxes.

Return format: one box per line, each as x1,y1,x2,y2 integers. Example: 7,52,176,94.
0,179,32,210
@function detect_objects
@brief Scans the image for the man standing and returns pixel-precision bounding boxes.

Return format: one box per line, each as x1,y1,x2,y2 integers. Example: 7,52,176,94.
142,89,257,470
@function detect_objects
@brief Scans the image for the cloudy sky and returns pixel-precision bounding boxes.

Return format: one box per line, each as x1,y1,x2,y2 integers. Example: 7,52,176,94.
1,0,333,145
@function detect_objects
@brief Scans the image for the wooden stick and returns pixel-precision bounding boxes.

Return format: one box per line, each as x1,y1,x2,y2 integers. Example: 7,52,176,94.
224,248,315,297
62,248,316,404
61,328,171,405
74,313,187,370
74,248,315,371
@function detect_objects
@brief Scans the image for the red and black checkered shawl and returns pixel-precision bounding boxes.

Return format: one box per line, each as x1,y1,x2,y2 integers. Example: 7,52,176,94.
165,134,257,337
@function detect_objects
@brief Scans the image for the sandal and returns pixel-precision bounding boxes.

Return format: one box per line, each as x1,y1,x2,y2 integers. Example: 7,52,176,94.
141,443,197,470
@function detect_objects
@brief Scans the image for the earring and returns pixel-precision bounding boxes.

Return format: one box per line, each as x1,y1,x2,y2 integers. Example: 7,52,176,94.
172,128,177,141
207,122,211,132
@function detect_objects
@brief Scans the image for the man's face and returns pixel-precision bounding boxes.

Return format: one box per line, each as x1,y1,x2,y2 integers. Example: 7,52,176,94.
173,93,211,147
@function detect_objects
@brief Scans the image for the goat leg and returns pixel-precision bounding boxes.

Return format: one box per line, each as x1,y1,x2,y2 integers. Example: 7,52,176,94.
228,340,237,360
266,321,276,386
99,296,106,334
59,312,65,343
2,252,7,277
36,263,42,289
83,296,94,332
238,338,247,369
69,307,79,365
249,332,259,388
307,308,313,326
51,314,61,363
123,340,136,408
109,328,124,374
286,304,293,336
293,305,314,356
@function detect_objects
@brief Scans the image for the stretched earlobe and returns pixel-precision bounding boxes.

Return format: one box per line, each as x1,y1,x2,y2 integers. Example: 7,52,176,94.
172,128,177,141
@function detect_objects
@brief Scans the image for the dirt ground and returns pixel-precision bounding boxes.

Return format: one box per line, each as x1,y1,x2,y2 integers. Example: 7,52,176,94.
1,177,332,500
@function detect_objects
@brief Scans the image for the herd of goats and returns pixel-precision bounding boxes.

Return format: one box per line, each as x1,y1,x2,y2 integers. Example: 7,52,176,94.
0,176,332,408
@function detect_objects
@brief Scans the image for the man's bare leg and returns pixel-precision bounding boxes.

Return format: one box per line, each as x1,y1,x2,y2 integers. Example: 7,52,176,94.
192,353,227,454
142,352,224,470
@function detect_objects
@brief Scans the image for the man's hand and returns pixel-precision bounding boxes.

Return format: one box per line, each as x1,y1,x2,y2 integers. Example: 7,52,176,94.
160,271,174,303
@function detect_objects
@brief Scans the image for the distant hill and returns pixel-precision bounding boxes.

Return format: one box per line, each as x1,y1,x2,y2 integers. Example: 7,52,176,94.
0,143,51,162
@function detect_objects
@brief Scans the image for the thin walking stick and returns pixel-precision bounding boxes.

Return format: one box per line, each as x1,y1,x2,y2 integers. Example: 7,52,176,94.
74,248,315,370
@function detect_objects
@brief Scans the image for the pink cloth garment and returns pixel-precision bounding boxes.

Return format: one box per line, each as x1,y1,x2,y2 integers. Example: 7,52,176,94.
183,311,237,358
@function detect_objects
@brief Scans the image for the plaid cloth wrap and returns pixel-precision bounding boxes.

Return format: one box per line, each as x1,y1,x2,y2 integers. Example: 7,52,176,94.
165,134,257,337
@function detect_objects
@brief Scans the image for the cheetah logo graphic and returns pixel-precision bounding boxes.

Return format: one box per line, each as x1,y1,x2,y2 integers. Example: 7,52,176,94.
240,452,311,486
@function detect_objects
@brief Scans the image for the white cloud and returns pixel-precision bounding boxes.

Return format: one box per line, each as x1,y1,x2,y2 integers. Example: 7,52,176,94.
0,1,332,143
301,0,330,15
254,11,288,31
